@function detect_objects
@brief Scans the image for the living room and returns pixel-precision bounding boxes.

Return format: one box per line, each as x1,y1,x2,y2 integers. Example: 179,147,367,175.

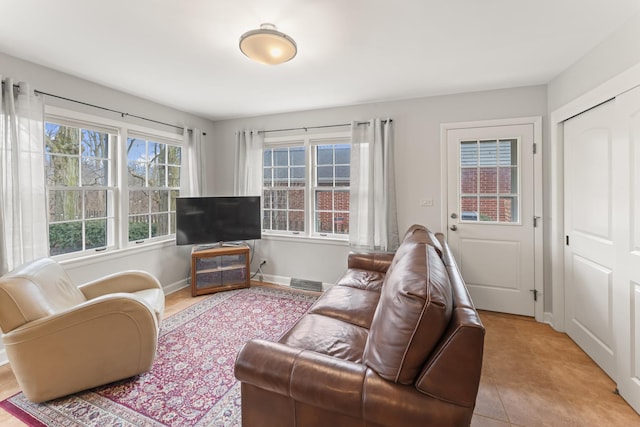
1,1,640,426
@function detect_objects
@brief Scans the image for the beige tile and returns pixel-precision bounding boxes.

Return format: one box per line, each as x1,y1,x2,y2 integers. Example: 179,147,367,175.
471,414,512,427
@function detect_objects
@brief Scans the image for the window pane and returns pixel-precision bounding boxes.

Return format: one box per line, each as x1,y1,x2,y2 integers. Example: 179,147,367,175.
127,139,146,187
275,168,289,186
81,130,108,158
48,156,80,186
498,167,517,194
291,166,305,186
273,210,287,231
499,139,517,166
45,123,79,155
48,190,81,222
263,149,273,167
479,140,497,166
82,158,108,186
274,149,289,166
263,189,273,209
335,145,350,164
316,190,333,210
316,211,333,233
289,189,304,210
317,146,333,165
129,215,149,241
168,166,180,187
273,189,287,209
148,142,164,164
86,219,107,250
290,147,305,166
461,196,478,221
129,190,148,215
479,197,497,221
151,190,169,213
263,210,272,229
334,190,349,212
263,167,273,187
479,167,497,194
170,190,179,211
151,213,169,237
167,145,181,165
460,168,478,194
317,166,333,186
334,212,349,234
85,190,106,218
49,222,82,256
460,141,477,167
148,164,166,187
288,211,304,232
335,166,350,186
499,196,518,223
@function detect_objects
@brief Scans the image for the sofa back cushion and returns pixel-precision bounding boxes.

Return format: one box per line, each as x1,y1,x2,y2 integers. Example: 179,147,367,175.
362,228,453,384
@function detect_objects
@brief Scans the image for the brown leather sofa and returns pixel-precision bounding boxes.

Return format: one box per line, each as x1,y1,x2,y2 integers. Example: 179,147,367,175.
0,258,165,403
235,225,485,426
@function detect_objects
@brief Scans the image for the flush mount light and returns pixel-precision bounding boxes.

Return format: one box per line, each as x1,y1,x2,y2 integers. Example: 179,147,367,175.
239,23,297,65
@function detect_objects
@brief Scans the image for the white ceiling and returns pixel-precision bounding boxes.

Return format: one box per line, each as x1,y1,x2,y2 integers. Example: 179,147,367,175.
1,0,639,121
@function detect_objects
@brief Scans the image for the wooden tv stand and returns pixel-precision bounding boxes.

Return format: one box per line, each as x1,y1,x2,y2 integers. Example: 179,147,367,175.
190,244,250,296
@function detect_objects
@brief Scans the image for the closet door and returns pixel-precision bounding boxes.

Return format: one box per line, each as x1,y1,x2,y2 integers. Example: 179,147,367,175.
564,100,617,379
614,85,640,413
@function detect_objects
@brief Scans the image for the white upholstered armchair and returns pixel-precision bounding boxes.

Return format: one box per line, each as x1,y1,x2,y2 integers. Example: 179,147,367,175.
0,258,165,402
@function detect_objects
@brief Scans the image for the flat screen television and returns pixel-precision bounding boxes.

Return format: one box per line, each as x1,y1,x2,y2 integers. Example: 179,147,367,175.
176,196,261,246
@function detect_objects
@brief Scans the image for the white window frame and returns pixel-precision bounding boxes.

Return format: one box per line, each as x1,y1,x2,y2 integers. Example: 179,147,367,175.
263,131,351,241
45,106,183,261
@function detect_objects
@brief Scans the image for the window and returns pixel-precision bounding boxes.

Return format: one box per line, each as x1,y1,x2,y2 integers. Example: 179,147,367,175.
127,135,181,242
459,138,519,223
45,109,182,258
262,132,350,239
45,121,116,255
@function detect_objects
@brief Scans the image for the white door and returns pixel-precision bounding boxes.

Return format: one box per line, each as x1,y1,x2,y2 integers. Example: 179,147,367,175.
564,100,617,379
446,123,537,316
613,85,640,413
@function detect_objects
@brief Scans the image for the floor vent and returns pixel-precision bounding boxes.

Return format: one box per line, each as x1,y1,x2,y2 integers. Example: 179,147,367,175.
290,278,323,292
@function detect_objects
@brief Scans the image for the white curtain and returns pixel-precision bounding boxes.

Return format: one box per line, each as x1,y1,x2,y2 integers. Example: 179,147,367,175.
180,127,204,197
234,130,263,196
0,78,48,275
349,118,399,251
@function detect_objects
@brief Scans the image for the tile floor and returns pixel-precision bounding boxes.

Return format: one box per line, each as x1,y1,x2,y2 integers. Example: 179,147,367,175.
1,285,639,426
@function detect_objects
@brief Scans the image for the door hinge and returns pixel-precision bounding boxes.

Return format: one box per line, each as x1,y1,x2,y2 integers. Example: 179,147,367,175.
533,216,540,227
530,289,539,302
533,143,537,154
566,235,570,246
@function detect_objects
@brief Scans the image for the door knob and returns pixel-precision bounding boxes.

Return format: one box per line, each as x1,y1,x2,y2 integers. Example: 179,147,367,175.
450,225,457,231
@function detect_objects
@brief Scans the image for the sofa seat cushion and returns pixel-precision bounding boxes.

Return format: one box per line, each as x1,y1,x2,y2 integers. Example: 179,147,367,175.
279,313,368,362
335,269,386,293
309,285,380,329
363,234,453,384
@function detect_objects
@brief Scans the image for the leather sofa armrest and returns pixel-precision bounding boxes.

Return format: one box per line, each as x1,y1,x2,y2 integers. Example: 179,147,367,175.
79,270,162,299
235,339,367,418
3,293,158,402
347,252,395,273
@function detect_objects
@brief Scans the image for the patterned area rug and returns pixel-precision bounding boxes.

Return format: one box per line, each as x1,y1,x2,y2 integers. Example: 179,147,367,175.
0,286,318,426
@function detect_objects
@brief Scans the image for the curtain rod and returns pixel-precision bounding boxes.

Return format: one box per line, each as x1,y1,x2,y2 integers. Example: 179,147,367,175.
258,118,392,134
1,80,205,135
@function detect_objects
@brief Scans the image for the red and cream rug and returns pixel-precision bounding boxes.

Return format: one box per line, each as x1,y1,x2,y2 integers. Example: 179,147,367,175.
0,286,318,426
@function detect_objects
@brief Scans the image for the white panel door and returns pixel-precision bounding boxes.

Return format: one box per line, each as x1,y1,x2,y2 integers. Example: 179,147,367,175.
564,100,616,379
614,85,640,413
446,123,536,316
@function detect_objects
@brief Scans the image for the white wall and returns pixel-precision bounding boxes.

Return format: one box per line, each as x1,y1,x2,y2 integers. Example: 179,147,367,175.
0,52,217,292
211,86,548,288
548,11,640,111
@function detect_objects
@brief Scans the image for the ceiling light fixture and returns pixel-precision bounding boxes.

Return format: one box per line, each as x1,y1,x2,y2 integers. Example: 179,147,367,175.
239,23,297,65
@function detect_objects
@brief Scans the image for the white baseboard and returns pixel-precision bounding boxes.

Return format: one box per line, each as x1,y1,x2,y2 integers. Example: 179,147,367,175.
253,272,333,291
0,345,7,366
163,278,189,295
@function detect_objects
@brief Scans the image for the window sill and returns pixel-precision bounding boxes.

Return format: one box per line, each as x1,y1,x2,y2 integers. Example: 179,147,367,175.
261,233,349,247
57,239,182,269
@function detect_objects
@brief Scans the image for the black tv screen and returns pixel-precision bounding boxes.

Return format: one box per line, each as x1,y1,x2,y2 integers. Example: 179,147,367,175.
176,196,261,245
